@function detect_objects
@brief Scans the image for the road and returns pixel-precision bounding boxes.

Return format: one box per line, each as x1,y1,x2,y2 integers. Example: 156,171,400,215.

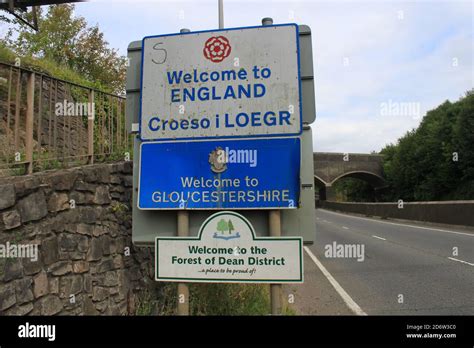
305,209,474,315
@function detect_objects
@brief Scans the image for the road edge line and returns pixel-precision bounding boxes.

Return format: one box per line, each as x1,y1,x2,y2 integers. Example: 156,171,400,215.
372,235,386,241
448,257,474,266
304,246,367,316
319,209,474,237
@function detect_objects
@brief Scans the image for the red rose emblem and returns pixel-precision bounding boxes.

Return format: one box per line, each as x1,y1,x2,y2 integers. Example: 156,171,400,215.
203,36,231,63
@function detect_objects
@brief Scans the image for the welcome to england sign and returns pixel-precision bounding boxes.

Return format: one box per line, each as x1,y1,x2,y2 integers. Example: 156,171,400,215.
139,24,302,141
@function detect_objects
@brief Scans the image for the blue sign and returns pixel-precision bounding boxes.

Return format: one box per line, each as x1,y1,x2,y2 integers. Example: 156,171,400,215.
138,138,300,209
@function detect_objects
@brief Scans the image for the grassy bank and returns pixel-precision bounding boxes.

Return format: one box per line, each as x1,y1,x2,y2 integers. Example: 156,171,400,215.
0,43,110,92
136,282,278,315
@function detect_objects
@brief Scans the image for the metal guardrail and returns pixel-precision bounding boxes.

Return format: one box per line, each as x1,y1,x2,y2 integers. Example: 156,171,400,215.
0,61,132,176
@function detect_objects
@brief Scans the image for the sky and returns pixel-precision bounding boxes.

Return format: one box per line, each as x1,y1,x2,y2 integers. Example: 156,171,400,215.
19,0,474,152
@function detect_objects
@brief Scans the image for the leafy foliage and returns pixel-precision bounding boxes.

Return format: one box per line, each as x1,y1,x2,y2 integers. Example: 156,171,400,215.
190,283,270,315
2,4,126,94
333,178,376,202
333,91,473,202
381,91,474,201
216,219,229,234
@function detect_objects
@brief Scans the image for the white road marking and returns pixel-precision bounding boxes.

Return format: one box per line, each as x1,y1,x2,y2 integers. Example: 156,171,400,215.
448,257,474,266
372,235,386,241
342,226,349,230
319,209,474,237
304,246,367,316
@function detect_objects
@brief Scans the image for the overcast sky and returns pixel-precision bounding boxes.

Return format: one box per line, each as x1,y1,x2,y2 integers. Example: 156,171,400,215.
70,1,472,152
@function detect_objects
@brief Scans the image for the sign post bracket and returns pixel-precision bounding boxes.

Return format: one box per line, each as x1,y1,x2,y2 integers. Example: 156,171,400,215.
269,209,283,314
176,210,190,315
176,27,192,316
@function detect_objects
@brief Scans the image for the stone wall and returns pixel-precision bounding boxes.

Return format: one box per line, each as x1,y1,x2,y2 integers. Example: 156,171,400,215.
318,200,474,227
0,161,155,315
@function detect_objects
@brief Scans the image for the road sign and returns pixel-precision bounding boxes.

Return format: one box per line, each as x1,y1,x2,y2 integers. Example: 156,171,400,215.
139,24,302,141
155,211,303,283
138,138,300,209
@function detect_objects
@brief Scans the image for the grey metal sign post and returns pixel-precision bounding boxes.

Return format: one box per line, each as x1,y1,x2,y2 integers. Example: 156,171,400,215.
218,0,224,29
261,16,283,315
176,29,191,316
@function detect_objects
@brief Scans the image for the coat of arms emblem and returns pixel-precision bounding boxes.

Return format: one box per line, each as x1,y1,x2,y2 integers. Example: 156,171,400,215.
209,147,227,173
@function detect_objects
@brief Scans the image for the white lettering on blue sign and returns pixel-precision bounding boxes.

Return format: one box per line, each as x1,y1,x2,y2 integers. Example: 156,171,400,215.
138,138,301,210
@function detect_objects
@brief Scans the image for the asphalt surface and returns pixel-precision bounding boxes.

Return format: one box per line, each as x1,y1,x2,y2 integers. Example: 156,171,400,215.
306,209,474,315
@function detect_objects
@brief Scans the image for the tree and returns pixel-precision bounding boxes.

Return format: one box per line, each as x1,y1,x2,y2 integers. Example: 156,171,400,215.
227,220,234,235
216,219,228,234
333,178,376,202
379,91,474,201
3,4,126,93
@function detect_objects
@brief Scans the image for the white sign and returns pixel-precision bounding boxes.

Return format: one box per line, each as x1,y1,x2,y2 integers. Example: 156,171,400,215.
140,24,302,141
155,211,303,283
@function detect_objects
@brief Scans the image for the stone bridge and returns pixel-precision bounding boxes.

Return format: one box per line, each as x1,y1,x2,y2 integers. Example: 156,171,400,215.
313,152,386,200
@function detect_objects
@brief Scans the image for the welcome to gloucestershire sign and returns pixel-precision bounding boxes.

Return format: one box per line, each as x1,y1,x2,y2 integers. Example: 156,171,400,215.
139,24,302,141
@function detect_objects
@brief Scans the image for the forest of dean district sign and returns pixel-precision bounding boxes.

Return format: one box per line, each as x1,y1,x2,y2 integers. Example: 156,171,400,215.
155,211,303,283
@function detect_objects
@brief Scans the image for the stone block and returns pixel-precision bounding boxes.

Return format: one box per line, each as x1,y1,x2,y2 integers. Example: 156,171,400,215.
83,296,99,315
92,225,108,237
38,295,63,315
44,171,78,191
15,277,34,304
0,282,16,311
0,184,15,210
22,256,42,275
33,271,49,298
17,191,48,223
94,258,114,274
83,274,92,293
93,186,111,205
13,177,41,198
92,286,108,302
74,180,97,192
122,176,133,187
49,277,59,294
3,210,21,230
58,233,77,251
72,261,89,274
49,261,72,276
103,271,119,287
2,259,23,282
76,223,93,236
60,275,83,297
87,238,103,261
47,192,70,212
5,302,33,315
41,237,59,265
69,191,94,205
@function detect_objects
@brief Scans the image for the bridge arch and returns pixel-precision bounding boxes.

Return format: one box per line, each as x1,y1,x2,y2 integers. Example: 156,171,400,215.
314,175,327,187
330,170,386,188
314,175,328,200
314,152,386,201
